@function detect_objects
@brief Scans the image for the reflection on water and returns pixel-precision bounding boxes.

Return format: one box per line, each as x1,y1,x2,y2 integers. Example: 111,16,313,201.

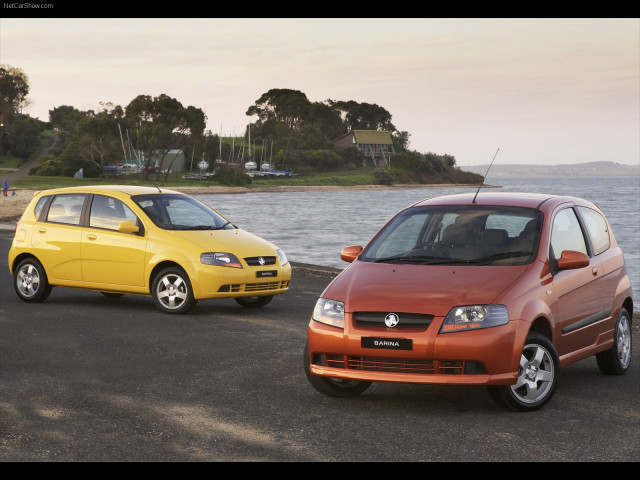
196,176,640,304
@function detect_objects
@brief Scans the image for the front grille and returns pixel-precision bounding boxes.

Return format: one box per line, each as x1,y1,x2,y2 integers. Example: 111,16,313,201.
218,280,290,293
354,312,434,329
244,256,276,266
349,357,435,374
314,353,485,375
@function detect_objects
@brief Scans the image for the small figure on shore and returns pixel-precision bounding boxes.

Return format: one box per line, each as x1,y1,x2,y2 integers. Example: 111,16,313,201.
3,180,8,197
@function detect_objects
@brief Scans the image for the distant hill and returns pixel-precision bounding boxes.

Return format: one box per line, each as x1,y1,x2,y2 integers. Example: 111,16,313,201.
460,161,639,178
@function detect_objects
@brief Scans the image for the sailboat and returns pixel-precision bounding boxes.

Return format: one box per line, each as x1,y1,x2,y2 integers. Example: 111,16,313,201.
260,138,270,171
244,124,258,171
215,123,224,165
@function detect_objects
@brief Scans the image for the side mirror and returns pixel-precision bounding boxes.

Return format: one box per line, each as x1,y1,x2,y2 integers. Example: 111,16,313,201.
118,220,139,234
340,245,363,263
556,250,589,270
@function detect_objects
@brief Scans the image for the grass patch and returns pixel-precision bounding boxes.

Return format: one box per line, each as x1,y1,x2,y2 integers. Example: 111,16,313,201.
9,168,384,190
0,155,23,170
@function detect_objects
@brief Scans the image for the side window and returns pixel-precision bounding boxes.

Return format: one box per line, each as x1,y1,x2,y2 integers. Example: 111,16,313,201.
89,195,138,231
46,194,86,225
551,208,587,257
578,206,610,255
34,195,51,220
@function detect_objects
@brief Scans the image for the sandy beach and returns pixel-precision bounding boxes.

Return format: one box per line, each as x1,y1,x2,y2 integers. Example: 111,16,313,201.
0,183,475,224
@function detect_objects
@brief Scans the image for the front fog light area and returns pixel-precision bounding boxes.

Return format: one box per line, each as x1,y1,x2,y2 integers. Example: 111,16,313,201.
440,304,508,333
312,298,345,329
201,252,242,268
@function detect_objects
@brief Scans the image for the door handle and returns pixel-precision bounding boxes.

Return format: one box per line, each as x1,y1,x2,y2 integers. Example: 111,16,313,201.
37,227,46,233
592,267,598,276
87,234,97,240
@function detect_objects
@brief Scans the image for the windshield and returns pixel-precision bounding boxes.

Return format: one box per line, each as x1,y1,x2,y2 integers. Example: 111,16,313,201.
360,205,542,266
132,194,236,230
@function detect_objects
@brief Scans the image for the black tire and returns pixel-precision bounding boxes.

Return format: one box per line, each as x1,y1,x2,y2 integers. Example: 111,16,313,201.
596,308,632,375
151,267,196,314
488,332,559,411
234,295,274,308
13,257,52,303
303,344,371,397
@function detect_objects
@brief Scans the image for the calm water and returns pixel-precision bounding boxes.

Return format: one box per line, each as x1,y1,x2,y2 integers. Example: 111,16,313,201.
196,176,640,307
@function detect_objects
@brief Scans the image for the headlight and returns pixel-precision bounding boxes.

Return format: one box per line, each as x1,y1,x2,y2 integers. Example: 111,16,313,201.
440,304,508,333
200,252,242,268
312,298,344,329
276,249,288,266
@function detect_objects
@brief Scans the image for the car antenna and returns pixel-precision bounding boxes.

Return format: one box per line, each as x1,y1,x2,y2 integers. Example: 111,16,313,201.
472,148,499,204
153,184,162,193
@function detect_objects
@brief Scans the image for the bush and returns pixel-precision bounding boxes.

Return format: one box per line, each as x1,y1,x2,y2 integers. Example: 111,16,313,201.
214,164,251,186
373,168,394,185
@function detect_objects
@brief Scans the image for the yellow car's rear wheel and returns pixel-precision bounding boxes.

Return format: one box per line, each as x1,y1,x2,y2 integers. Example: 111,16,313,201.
14,257,52,303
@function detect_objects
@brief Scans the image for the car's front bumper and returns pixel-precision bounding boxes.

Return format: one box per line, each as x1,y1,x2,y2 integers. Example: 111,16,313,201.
306,314,522,386
191,262,292,300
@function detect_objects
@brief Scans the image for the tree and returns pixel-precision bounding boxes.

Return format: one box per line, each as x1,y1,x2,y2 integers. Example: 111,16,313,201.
328,100,396,132
2,114,41,159
49,105,85,133
74,112,123,177
125,94,206,180
392,130,411,152
0,65,30,119
0,65,31,155
246,88,312,134
306,101,345,140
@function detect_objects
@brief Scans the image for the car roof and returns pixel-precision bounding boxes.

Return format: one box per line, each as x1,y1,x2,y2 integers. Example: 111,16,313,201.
412,191,600,212
36,185,182,197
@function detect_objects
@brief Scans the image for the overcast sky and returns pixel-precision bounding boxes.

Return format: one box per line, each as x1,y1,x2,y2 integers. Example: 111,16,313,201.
1,17,638,166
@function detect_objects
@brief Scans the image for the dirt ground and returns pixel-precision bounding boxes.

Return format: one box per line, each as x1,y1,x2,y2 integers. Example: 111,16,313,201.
0,188,38,223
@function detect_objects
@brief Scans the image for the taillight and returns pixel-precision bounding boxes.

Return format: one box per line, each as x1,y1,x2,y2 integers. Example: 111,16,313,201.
13,221,19,236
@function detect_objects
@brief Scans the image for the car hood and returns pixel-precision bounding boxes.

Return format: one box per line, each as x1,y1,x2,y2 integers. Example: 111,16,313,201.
161,228,280,257
323,261,530,316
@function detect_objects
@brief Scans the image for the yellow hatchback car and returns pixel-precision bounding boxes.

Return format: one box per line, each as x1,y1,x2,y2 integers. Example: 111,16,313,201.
8,185,291,313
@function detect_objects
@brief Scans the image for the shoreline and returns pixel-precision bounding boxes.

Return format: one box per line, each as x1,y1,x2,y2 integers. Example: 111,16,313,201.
0,183,488,223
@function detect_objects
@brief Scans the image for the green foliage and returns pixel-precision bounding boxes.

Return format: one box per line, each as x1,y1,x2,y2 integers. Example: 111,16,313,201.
3,73,478,186
373,168,394,185
0,154,22,169
2,114,42,159
339,147,366,168
214,164,252,186
0,65,29,121
391,150,423,171
306,149,344,172
125,94,206,180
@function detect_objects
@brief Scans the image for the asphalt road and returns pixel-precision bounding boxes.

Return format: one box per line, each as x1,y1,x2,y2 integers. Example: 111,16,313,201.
1,228,638,462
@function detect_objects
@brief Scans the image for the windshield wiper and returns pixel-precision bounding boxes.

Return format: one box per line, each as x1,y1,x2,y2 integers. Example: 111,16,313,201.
212,221,231,230
373,255,463,265
184,225,216,230
466,251,534,265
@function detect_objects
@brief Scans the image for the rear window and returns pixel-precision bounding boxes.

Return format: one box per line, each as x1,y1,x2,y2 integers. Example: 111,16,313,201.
46,194,86,225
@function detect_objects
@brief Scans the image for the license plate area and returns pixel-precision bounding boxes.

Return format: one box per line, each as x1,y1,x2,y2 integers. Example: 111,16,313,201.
361,337,412,351
256,270,277,278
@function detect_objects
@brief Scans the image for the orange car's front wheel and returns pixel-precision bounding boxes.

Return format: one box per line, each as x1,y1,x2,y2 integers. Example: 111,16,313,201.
488,332,559,411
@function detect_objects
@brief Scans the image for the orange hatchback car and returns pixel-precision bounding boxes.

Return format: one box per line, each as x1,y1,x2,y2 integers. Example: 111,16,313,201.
304,192,633,411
